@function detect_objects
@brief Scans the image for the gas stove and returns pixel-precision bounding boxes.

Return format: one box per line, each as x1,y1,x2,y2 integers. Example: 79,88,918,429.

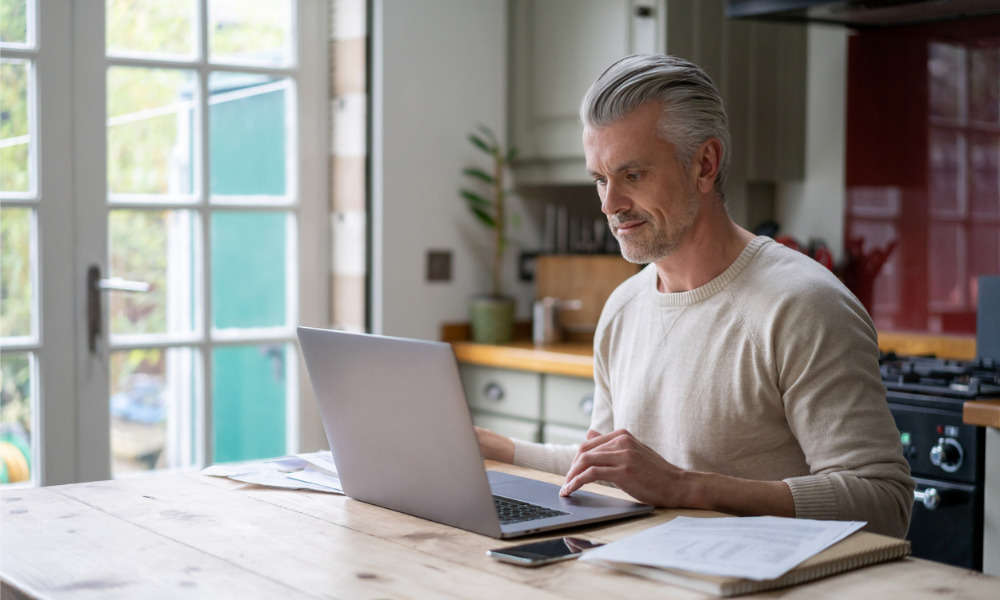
880,354,1000,401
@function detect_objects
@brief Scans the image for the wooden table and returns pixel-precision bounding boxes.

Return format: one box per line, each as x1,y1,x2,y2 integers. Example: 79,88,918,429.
3,462,999,599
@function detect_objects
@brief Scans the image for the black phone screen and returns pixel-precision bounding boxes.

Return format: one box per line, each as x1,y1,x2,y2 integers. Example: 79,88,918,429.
487,537,603,566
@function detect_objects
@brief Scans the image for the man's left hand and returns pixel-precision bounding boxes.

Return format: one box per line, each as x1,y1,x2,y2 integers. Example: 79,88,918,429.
559,429,695,506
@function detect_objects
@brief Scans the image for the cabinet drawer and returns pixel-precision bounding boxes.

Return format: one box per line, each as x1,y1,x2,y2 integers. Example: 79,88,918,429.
543,374,594,428
543,423,588,445
472,413,541,443
460,365,541,420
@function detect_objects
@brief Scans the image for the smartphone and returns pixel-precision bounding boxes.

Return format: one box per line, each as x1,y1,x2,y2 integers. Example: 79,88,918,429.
486,537,604,567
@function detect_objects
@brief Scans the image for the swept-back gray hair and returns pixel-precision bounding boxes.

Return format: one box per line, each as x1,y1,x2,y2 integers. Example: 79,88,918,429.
580,54,731,196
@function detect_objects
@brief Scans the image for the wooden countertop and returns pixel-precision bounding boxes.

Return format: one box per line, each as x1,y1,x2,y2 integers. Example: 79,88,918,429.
451,340,594,378
965,399,1000,429
450,331,977,380
4,461,999,599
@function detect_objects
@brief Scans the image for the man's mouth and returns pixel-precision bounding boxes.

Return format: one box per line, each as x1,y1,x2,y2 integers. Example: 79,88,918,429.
612,219,645,236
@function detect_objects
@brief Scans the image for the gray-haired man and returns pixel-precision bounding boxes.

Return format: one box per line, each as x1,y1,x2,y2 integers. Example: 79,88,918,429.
477,54,913,538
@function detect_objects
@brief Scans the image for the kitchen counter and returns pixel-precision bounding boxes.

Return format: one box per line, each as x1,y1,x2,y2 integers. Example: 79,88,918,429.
965,400,1000,429
449,330,977,379
450,340,593,378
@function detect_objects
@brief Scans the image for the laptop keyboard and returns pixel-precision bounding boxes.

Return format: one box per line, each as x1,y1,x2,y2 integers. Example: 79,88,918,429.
492,495,569,525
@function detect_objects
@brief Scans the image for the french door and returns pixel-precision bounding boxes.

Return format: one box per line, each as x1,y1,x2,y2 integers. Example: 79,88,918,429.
0,0,327,486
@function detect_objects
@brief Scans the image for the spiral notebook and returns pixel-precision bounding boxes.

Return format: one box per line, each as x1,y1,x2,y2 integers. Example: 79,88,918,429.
585,530,911,597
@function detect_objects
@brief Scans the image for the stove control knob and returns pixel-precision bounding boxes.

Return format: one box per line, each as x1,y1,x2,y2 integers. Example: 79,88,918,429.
929,437,963,473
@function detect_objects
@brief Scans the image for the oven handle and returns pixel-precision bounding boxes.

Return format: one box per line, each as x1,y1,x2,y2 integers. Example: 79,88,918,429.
914,487,941,510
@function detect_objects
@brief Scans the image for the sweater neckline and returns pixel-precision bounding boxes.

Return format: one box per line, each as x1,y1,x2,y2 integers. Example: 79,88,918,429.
647,236,771,307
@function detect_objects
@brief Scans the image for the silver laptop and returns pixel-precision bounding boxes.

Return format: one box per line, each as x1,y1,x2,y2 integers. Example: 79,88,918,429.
297,326,653,538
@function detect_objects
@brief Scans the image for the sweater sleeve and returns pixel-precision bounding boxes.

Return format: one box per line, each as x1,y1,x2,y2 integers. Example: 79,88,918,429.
511,438,579,475
510,306,620,477
769,277,915,538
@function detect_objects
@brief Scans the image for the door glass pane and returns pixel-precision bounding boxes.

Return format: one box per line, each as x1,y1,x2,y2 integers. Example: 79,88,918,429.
208,0,293,67
0,0,28,45
109,209,199,336
969,47,999,125
929,127,962,216
0,207,34,338
0,351,33,484
929,42,964,121
106,0,196,59
1,59,30,193
970,132,1000,218
209,72,290,202
928,223,965,310
212,343,288,462
111,346,198,475
211,211,290,330
107,66,196,201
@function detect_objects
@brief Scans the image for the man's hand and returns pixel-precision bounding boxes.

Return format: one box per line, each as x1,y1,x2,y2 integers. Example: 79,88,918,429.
559,429,693,505
475,426,515,463
560,429,795,518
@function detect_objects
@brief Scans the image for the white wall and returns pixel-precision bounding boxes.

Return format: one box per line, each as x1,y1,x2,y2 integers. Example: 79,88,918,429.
775,24,850,259
371,0,536,340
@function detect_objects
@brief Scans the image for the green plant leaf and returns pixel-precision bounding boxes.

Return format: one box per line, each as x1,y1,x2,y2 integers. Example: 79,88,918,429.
468,133,492,155
461,189,491,207
504,147,518,163
476,124,498,147
470,206,497,228
462,167,494,184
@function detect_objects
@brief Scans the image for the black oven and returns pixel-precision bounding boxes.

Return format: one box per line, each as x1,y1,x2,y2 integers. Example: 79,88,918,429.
885,383,987,569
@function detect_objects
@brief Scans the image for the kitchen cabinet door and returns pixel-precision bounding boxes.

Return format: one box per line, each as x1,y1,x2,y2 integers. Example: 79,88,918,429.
509,0,666,184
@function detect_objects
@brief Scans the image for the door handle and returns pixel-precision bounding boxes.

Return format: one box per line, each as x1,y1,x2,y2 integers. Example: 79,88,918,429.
87,265,150,353
914,487,940,510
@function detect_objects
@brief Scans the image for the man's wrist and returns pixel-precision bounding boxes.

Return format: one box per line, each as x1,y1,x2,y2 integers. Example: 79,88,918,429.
683,472,795,517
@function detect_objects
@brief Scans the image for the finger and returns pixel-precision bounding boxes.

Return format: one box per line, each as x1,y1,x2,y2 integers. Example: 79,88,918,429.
577,428,627,453
560,465,617,496
562,448,626,494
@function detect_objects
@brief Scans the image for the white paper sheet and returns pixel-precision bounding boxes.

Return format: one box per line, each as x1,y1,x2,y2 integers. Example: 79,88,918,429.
201,450,343,494
581,516,866,581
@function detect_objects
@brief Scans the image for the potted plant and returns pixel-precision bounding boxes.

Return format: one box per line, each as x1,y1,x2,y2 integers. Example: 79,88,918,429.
460,125,518,344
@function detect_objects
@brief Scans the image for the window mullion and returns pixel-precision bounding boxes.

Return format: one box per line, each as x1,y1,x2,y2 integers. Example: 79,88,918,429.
197,0,212,469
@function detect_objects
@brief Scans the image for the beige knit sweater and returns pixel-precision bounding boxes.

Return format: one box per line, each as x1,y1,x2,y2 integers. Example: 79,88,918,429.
513,237,914,538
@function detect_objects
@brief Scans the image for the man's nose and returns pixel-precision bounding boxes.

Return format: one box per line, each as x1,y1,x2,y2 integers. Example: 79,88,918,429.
601,181,629,216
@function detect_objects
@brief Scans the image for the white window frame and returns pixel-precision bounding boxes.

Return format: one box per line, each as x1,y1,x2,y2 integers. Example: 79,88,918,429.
5,0,327,485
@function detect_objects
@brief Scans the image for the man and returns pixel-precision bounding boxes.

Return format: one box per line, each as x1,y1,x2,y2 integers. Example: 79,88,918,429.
477,54,914,538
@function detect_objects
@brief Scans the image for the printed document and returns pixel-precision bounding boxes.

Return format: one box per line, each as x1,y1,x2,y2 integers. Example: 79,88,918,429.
581,516,866,580
201,450,343,493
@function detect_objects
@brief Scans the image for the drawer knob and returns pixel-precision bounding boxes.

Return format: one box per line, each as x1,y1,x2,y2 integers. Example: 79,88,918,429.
484,382,505,402
578,394,594,416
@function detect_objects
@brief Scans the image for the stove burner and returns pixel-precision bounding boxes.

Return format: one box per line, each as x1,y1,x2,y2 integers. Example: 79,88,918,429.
879,353,1000,400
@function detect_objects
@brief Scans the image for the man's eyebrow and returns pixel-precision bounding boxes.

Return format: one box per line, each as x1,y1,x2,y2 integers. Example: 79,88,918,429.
587,161,645,177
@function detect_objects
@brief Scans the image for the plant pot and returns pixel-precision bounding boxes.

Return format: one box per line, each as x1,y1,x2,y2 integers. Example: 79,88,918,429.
469,295,515,344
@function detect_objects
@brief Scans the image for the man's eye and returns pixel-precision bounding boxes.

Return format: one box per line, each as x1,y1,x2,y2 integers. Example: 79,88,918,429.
594,177,607,186
626,172,641,181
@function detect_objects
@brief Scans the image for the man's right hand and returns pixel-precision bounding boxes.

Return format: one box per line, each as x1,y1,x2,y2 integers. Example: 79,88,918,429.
474,426,515,463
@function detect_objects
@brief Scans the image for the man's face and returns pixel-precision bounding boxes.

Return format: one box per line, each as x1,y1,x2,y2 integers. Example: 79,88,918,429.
584,102,702,265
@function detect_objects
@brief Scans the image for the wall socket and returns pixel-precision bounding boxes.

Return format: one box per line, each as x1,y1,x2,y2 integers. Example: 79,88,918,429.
426,250,452,282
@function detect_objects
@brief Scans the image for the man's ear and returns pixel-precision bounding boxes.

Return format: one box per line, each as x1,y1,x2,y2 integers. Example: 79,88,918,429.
692,138,722,194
